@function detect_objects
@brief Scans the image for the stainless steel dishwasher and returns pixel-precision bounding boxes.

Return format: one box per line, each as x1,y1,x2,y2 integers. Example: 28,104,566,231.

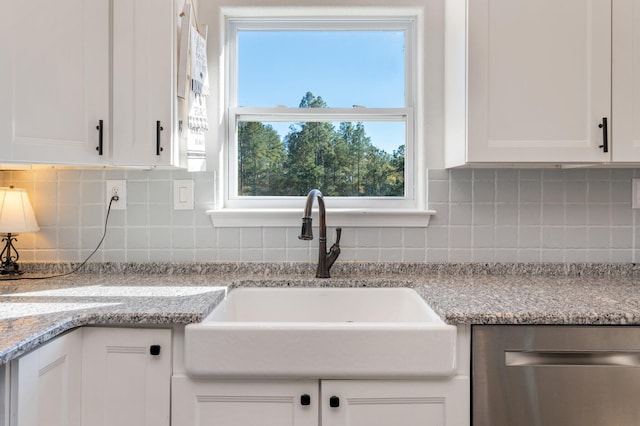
473,325,640,426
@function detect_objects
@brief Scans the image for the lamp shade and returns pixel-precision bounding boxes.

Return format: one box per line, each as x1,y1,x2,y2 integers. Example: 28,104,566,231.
0,187,39,234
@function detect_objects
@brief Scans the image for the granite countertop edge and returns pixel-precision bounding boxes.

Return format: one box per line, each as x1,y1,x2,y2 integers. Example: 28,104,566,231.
1,261,640,364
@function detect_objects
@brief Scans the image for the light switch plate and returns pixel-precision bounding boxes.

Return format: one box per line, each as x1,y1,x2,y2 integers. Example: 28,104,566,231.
174,180,194,210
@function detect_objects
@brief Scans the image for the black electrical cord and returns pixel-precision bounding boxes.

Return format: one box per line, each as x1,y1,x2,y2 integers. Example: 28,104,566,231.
0,195,119,281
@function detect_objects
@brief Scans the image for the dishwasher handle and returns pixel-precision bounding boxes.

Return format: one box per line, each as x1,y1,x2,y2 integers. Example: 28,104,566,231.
506,350,640,367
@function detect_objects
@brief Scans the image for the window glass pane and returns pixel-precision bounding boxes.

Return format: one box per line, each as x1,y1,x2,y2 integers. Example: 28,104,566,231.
237,30,405,108
237,120,405,197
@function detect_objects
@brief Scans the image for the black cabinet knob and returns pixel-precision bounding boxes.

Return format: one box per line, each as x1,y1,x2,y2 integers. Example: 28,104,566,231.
300,394,311,406
329,396,340,408
149,345,161,356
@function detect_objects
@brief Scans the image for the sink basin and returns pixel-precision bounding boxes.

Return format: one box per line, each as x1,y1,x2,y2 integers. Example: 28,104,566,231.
184,287,456,379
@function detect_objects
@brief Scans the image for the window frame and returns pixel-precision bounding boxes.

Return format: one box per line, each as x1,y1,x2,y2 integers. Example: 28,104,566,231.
208,7,435,227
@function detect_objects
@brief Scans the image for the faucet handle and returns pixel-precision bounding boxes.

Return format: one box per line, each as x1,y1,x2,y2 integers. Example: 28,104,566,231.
334,227,342,245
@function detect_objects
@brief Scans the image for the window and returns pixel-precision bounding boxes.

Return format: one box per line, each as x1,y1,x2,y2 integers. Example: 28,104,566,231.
210,7,434,227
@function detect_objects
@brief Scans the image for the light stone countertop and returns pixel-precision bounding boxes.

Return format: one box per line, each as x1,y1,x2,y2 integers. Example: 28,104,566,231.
1,261,640,364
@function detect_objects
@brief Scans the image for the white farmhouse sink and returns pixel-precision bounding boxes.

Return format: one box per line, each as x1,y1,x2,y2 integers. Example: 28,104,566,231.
184,287,456,379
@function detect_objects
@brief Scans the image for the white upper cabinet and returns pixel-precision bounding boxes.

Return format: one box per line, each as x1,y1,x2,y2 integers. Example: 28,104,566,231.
446,0,612,166
0,0,110,165
612,0,640,162
112,0,179,167
0,0,183,168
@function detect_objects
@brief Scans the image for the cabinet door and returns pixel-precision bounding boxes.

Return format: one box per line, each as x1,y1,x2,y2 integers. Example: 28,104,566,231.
112,0,177,166
171,377,318,426
321,378,469,426
10,329,82,426
466,0,611,163
0,0,109,165
81,327,171,426
612,0,640,161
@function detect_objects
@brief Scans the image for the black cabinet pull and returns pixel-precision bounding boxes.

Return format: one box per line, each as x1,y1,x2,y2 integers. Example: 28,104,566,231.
96,120,104,155
598,117,608,153
149,345,161,356
300,394,311,406
156,121,164,155
329,396,340,408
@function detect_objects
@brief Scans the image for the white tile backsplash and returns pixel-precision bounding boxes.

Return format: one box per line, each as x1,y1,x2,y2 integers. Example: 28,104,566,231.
3,168,640,263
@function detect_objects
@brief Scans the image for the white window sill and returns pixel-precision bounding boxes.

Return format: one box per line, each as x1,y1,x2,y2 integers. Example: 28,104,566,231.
207,208,436,228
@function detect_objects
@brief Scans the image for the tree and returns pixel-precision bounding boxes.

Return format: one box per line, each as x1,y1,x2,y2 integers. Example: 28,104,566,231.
237,91,405,197
284,92,338,195
237,122,286,195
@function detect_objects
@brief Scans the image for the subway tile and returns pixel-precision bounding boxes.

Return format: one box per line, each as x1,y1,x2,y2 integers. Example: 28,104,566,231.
194,249,218,262
587,227,611,249
81,181,104,204
495,226,518,248
380,228,404,248
355,248,379,262
240,228,263,249
450,203,472,225
449,249,472,262
519,204,542,226
425,248,449,262
473,204,495,225
495,203,518,225
449,226,472,249
542,203,565,226
425,226,449,249
472,226,495,249
473,180,495,203
402,248,426,262
472,248,495,262
403,228,426,248
5,166,640,264
541,227,564,249
128,181,149,204
217,228,240,249
172,249,196,262
127,204,149,227
495,180,518,203
587,181,610,203
541,181,564,203
519,180,542,202
127,228,149,250
518,227,541,249
263,248,286,262
172,228,194,249
428,180,449,203
149,228,171,249
240,249,263,261
517,249,541,262
587,204,610,226
356,228,381,248
450,180,472,203
380,248,403,262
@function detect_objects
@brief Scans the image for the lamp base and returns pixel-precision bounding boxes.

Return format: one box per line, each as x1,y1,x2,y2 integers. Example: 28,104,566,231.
0,263,22,275
0,233,23,275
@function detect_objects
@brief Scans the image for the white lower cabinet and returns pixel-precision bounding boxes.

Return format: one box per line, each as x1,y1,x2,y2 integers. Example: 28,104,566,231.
8,327,171,426
171,376,469,426
9,329,83,426
81,327,172,426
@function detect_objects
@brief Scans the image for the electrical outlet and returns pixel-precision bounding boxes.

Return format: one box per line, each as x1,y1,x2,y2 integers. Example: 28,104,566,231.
106,180,127,210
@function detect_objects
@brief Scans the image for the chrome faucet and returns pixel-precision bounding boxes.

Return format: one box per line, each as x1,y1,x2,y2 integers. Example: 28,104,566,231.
298,189,342,278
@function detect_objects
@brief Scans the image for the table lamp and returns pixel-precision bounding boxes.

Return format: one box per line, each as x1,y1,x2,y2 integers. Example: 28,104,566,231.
0,186,39,275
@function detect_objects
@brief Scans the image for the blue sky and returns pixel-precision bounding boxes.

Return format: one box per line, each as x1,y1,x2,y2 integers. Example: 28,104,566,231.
238,30,406,153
